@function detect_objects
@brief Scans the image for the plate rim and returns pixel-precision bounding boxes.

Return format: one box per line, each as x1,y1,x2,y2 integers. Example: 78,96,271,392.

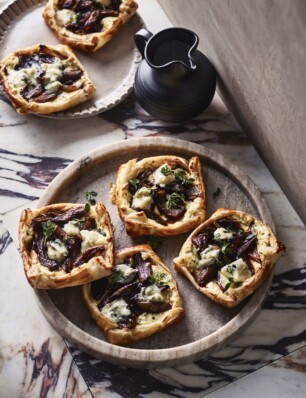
35,137,274,368
0,0,143,119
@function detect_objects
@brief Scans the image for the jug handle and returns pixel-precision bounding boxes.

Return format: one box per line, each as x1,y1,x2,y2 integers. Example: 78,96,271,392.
134,29,153,57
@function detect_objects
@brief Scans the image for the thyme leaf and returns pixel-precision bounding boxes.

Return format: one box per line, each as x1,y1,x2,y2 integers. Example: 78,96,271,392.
161,165,172,176
129,178,140,190
42,221,57,241
212,187,221,199
174,168,194,185
86,191,97,205
166,192,185,209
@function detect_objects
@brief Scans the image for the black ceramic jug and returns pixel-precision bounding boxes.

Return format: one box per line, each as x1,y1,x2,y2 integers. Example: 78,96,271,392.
134,27,216,123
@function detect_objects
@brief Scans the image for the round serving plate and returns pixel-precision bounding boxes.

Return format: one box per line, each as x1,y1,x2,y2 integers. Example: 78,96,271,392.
0,0,143,118
35,137,274,368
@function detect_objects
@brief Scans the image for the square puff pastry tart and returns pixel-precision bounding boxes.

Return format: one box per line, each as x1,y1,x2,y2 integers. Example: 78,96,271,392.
112,155,206,236
82,244,184,345
19,203,114,289
0,44,96,115
173,208,285,308
43,0,138,52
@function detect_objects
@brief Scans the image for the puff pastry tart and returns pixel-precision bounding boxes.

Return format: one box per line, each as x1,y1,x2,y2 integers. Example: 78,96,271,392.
19,203,114,289
0,44,95,114
174,208,285,308
113,156,206,236
82,244,184,345
43,0,138,52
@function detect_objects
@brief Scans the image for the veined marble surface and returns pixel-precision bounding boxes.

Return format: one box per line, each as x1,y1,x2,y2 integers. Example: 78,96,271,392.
0,0,306,397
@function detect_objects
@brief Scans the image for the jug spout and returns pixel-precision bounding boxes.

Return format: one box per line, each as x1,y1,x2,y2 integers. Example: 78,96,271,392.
135,27,199,73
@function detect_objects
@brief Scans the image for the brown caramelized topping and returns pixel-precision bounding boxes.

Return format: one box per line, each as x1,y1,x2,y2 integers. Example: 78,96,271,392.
90,253,172,329
31,206,106,273
58,0,122,34
191,217,261,291
128,163,202,225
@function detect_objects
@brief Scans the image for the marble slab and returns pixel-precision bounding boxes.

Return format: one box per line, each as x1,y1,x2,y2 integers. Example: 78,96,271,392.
0,221,92,398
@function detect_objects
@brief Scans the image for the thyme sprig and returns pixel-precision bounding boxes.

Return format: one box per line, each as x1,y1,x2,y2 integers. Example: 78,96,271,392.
166,192,185,209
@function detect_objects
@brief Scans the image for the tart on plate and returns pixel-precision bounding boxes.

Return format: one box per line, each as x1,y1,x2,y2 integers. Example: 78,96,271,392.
82,244,184,345
19,203,114,289
43,0,138,52
112,155,206,236
173,208,285,308
0,44,95,114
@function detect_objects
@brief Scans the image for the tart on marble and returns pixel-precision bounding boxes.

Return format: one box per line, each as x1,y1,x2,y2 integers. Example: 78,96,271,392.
43,0,138,53
19,203,114,289
173,208,285,308
82,244,184,345
112,155,206,236
0,44,95,115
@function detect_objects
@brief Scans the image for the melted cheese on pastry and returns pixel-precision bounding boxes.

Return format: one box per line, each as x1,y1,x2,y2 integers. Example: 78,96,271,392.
63,221,80,236
56,9,77,27
153,164,175,186
198,245,220,268
131,187,153,211
80,230,108,253
213,227,234,241
8,68,39,88
47,239,68,262
221,258,251,282
101,298,131,323
139,284,167,302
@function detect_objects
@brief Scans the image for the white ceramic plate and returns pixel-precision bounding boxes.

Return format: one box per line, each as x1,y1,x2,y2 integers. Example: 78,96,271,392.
34,137,275,368
0,0,143,118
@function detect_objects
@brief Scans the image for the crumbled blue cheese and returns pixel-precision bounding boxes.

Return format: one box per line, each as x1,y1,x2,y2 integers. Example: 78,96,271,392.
131,187,153,211
140,284,166,302
101,298,131,323
198,245,220,267
111,263,137,284
80,230,108,253
63,221,80,237
219,273,231,290
8,68,39,88
41,58,63,93
214,227,233,241
47,239,68,263
153,164,175,186
231,258,252,282
221,258,251,282
56,9,77,27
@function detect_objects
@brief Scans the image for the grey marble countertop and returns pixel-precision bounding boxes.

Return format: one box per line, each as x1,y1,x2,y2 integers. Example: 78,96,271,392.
0,0,305,397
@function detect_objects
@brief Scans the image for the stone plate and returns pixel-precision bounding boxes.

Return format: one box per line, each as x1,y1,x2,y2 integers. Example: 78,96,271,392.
35,137,275,368
0,0,143,118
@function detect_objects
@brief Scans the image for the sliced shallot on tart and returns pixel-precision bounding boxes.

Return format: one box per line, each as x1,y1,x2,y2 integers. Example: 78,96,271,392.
0,44,95,114
82,244,184,345
43,0,138,52
19,203,114,289
173,208,285,308
112,155,206,236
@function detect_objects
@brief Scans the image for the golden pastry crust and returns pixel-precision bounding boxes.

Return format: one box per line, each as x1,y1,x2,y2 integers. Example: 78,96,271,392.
0,44,96,114
82,244,184,345
113,155,206,236
19,203,114,289
174,208,285,308
43,0,138,52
